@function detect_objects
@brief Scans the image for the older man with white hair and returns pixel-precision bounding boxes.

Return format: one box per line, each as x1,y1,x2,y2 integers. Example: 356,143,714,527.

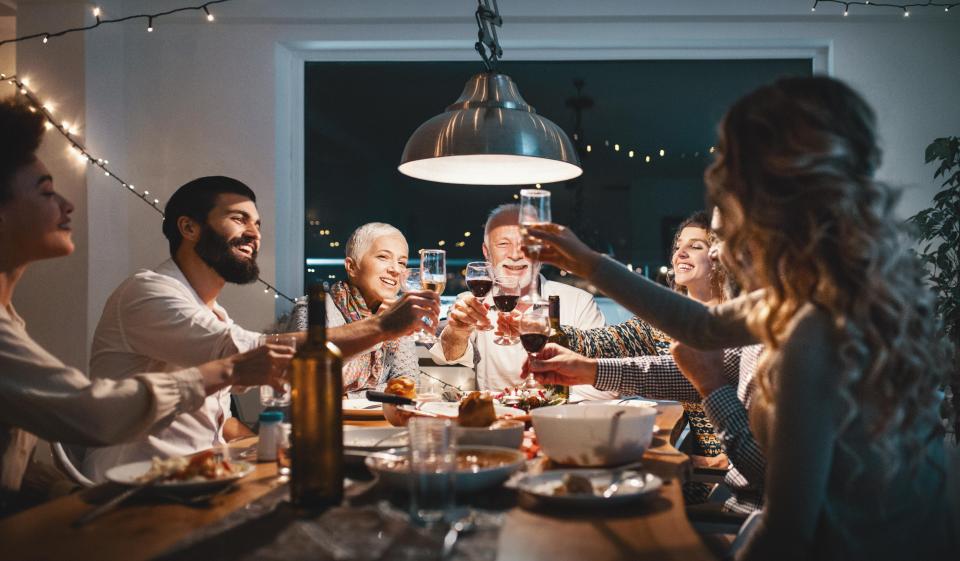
431,204,612,400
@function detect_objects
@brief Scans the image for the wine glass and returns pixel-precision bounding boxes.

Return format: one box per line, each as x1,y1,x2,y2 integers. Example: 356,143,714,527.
465,261,494,331
402,268,435,344
491,275,520,346
519,304,551,389
519,188,551,301
419,249,446,344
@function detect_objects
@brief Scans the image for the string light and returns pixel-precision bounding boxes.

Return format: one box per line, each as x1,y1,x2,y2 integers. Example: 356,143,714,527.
42,35,49,44
809,0,958,16
659,149,665,157
5,75,294,303
0,1,233,47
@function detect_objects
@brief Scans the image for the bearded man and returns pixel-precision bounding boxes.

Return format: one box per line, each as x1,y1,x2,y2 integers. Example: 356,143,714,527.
80,176,438,481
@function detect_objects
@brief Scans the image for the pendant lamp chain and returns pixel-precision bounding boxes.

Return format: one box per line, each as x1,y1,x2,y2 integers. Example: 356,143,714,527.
474,0,503,72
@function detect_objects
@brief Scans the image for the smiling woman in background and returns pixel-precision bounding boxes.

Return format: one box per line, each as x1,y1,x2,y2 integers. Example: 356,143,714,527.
325,222,418,393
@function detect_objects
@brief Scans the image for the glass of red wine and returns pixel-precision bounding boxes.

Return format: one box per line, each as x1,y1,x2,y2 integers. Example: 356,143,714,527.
491,275,520,346
465,261,494,331
519,304,551,389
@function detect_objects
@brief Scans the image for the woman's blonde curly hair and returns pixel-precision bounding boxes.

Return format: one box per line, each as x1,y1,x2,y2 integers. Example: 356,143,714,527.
705,76,952,479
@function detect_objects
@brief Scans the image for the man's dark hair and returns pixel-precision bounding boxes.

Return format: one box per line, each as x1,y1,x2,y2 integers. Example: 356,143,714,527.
0,97,46,203
161,176,256,255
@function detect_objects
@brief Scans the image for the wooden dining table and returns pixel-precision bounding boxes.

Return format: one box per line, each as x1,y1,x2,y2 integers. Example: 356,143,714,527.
0,403,715,561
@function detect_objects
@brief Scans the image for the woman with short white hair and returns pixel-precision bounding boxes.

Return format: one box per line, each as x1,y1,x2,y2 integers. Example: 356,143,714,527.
329,222,418,392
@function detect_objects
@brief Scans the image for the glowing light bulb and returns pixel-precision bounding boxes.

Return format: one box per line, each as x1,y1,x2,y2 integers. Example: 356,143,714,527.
628,150,634,158
464,231,471,237
614,144,620,151
586,145,592,153
93,7,101,17
42,35,49,44
659,149,665,157
644,155,651,163
203,7,215,21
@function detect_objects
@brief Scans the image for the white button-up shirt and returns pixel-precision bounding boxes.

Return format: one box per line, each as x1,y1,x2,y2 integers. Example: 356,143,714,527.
81,259,261,482
430,278,612,400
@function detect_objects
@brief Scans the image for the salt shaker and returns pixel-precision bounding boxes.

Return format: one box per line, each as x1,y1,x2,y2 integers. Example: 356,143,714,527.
257,410,284,462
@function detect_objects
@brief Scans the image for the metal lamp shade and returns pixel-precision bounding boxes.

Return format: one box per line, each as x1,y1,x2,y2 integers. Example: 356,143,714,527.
399,72,582,185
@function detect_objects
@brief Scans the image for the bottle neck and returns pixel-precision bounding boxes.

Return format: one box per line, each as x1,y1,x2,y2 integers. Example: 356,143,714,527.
306,287,327,346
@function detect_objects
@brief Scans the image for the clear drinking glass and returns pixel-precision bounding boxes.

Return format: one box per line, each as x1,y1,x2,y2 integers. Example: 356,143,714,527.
519,189,552,301
258,334,296,407
407,417,455,526
465,261,494,331
418,249,446,345
519,304,551,389
491,275,520,346
402,268,437,345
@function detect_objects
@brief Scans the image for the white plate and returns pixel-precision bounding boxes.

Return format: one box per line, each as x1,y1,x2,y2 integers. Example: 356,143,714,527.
578,399,658,409
105,460,254,490
343,398,385,418
516,469,663,506
400,401,526,418
343,426,408,450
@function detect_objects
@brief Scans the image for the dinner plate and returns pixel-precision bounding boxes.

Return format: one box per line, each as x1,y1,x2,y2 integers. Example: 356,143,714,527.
399,401,526,419
516,469,663,506
343,426,408,451
342,398,385,418
578,399,658,409
105,460,254,491
365,446,526,494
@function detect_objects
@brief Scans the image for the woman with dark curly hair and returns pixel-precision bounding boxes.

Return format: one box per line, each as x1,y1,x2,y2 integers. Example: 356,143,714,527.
525,76,957,560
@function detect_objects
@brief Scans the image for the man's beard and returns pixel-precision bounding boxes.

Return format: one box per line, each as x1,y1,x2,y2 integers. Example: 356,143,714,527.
194,225,260,284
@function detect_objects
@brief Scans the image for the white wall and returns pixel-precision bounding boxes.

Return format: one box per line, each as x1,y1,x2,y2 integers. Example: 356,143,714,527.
10,0,960,367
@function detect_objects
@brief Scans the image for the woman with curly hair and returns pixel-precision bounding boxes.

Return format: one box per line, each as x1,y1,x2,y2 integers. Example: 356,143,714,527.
525,76,956,559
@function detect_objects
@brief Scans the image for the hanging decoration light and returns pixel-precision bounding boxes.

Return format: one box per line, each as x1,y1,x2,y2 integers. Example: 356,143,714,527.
398,0,581,185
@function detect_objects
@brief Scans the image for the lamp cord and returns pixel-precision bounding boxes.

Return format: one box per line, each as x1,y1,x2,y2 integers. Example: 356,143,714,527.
474,0,503,72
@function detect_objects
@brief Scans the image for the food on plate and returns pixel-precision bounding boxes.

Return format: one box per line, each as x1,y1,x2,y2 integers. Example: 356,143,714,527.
494,386,566,412
376,448,520,472
137,450,236,483
384,375,417,426
553,473,597,496
386,376,416,398
457,391,497,427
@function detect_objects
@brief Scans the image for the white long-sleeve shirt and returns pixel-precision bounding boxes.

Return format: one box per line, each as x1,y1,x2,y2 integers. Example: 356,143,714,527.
430,278,607,400
0,304,205,494
81,260,261,482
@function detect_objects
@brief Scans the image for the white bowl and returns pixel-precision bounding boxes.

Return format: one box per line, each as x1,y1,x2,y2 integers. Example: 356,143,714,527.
364,445,525,494
454,419,524,449
531,404,656,467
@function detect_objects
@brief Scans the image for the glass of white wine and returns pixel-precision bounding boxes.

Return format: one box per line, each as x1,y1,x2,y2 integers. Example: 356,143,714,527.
418,249,446,345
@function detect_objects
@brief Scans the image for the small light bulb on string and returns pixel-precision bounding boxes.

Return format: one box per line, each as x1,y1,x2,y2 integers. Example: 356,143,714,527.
42,35,49,44
93,6,101,19
628,150,634,158
264,288,270,293
147,17,154,32
153,199,159,205
903,8,910,17
614,143,620,152
586,145,592,153
659,149,665,157
464,231,471,237
644,155,651,163
843,5,849,16
203,6,215,21
709,146,716,153
143,190,149,196
438,240,446,246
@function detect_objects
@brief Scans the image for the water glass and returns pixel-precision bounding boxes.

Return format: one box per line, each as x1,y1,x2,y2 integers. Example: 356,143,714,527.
258,334,296,407
407,417,455,526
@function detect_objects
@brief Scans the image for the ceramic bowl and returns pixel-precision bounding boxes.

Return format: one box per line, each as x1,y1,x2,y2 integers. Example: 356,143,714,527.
531,404,656,466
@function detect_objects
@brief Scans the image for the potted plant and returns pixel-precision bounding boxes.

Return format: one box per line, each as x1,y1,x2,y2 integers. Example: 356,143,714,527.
908,136,959,440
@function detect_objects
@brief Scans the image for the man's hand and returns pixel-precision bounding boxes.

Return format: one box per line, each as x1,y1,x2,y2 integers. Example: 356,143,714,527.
523,343,598,387
522,223,602,279
377,290,441,337
229,343,295,391
445,293,491,334
670,342,727,398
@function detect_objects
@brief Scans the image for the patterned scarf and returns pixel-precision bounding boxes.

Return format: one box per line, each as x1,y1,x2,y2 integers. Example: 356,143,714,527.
328,281,401,392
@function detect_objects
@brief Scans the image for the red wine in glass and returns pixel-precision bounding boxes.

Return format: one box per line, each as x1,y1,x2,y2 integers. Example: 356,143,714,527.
493,294,519,312
467,278,493,298
520,333,548,353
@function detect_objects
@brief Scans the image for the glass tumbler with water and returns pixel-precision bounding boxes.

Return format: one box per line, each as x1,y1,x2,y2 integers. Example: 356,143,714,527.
407,417,455,526
258,334,296,407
